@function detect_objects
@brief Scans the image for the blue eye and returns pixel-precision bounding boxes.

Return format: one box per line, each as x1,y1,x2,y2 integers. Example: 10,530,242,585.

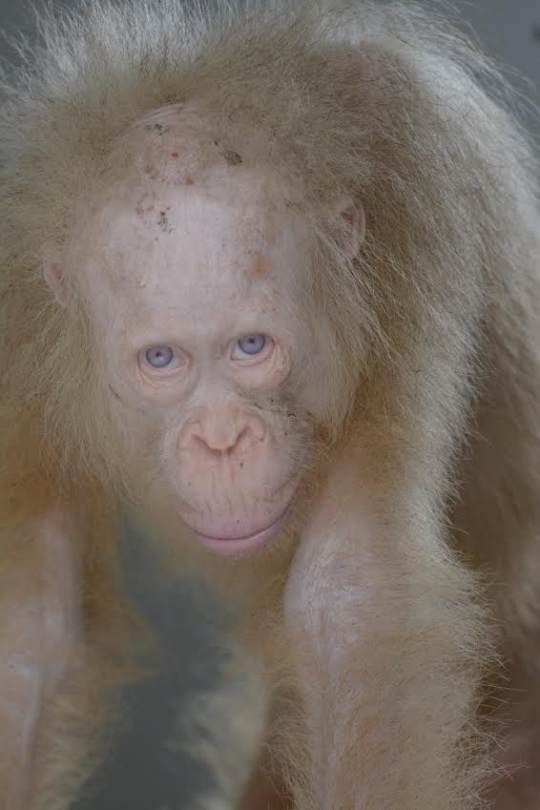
145,345,174,368
237,334,267,356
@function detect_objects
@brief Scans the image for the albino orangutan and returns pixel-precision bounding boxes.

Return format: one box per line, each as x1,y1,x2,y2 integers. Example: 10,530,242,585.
1,1,540,808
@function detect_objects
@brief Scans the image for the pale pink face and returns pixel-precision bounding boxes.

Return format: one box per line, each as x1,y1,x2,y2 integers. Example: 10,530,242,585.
46,106,364,555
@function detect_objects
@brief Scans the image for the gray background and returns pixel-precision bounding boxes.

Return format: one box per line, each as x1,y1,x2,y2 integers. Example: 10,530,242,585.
0,1,539,808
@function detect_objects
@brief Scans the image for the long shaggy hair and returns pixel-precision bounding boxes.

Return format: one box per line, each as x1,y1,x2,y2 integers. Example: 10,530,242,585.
1,0,538,497
1,2,540,809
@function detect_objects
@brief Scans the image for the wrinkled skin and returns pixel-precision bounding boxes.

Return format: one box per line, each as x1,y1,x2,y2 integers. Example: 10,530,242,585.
47,105,362,554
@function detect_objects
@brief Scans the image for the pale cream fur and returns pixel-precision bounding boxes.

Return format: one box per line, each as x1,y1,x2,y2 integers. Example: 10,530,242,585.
0,509,82,808
1,1,540,809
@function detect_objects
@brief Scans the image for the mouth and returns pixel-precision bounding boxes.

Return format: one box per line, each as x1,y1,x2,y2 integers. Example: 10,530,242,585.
188,506,291,555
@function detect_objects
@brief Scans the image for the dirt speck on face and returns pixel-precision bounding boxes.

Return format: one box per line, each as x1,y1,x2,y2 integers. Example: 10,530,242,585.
158,210,173,233
252,254,267,277
224,149,243,166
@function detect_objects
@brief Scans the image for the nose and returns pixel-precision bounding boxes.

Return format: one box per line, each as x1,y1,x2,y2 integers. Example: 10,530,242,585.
185,404,264,456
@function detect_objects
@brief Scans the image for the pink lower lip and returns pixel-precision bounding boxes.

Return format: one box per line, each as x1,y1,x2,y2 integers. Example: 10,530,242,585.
190,507,290,555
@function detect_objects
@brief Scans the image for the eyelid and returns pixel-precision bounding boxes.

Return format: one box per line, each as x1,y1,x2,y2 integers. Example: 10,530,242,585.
230,335,274,363
137,344,189,377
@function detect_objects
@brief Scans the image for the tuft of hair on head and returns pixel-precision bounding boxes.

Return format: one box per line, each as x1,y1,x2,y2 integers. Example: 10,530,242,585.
0,0,539,491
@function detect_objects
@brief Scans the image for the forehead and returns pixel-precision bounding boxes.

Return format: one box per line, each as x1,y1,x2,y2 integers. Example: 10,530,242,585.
67,106,309,318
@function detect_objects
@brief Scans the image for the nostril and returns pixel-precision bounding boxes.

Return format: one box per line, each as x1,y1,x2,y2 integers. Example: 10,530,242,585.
184,414,264,455
191,433,222,456
189,427,251,455
228,427,249,455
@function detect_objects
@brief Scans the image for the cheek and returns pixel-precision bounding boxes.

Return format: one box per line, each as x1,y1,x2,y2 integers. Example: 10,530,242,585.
96,366,167,462
289,350,342,424
101,342,182,412
236,343,291,390
111,374,187,410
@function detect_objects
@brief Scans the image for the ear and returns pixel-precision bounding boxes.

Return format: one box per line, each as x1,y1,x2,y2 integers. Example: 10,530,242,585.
42,246,68,307
333,197,366,260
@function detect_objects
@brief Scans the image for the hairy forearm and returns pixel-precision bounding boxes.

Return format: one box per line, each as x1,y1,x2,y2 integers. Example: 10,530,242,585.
283,471,489,810
1,607,46,809
0,509,82,808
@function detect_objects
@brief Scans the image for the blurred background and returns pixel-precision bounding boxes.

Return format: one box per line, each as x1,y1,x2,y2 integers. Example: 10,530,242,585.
0,1,539,808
